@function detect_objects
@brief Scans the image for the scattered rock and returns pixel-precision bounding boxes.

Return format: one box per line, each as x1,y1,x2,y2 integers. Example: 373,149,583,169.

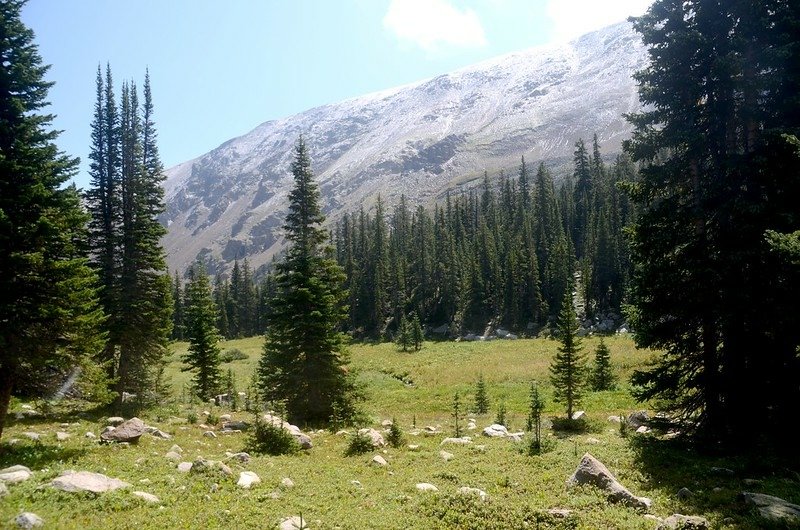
656,514,709,529
372,455,388,466
101,417,146,443
567,453,651,510
237,471,261,489
177,462,193,473
222,421,250,431
85,432,97,439
740,491,800,525
0,465,32,484
281,477,294,489
607,415,621,423
416,482,439,492
585,437,601,444
439,450,454,462
165,451,182,461
229,452,250,464
51,470,130,493
169,444,183,454
627,411,649,429
458,486,487,501
22,432,40,442
132,491,160,503
220,414,232,422
381,419,393,427
107,416,125,426
466,422,477,431
676,487,693,500
482,424,508,437
55,431,71,441
548,508,573,518
15,512,43,529
148,429,172,440
571,411,586,421
357,428,386,448
710,467,734,476
636,426,650,434
440,437,471,446
279,516,307,530
263,414,313,449
351,480,362,487
203,431,217,438
407,444,420,451
742,479,763,487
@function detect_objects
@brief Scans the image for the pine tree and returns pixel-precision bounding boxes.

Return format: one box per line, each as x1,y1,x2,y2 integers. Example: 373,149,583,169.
395,313,412,352
452,392,462,437
0,1,108,438
590,338,615,391
258,138,360,426
526,381,545,454
474,374,489,414
410,312,424,351
182,262,222,402
171,270,185,341
550,287,587,419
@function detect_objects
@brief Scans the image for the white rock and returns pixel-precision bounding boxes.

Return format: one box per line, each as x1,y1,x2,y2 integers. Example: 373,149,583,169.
220,414,232,422
51,470,130,493
407,444,420,451
177,462,193,473
416,482,439,492
0,482,7,497
237,471,261,489
22,432,40,441
165,451,182,461
169,444,183,454
281,477,295,489
15,512,43,529
107,416,125,426
466,422,477,430
439,450,454,462
132,491,160,503
85,431,97,439
357,428,386,448
0,465,32,484
440,437,471,446
203,430,217,438
636,426,650,434
482,424,508,437
572,411,586,421
279,516,307,530
55,431,70,441
372,455,388,466
458,486,488,501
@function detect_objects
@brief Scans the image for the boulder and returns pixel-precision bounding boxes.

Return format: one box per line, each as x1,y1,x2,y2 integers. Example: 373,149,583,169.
165,451,182,461
0,465,32,484
440,437,471,446
656,514,709,529
100,417,146,443
237,471,261,489
627,411,649,429
571,411,586,421
482,424,508,437
279,516,307,530
56,431,71,441
106,416,125,426
51,470,130,493
15,512,43,529
357,428,386,448
740,491,800,525
372,455,388,466
458,486,487,501
567,453,651,510
177,462,193,473
222,420,250,431
132,491,160,503
416,482,439,492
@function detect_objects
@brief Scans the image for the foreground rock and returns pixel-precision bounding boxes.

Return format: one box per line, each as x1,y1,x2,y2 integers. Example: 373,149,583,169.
372,455,388,466
741,491,800,525
132,491,160,503
279,516,307,530
263,414,313,449
567,453,651,510
237,471,261,489
15,512,43,529
482,424,508,438
0,465,32,484
100,417,146,443
416,482,439,493
357,428,385,448
51,471,130,493
656,514,709,529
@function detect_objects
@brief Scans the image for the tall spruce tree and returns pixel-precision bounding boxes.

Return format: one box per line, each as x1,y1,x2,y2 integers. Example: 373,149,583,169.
550,287,587,419
258,138,360,425
182,262,222,401
626,0,800,447
0,0,109,438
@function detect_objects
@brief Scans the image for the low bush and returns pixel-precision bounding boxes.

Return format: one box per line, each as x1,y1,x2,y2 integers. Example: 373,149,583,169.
245,416,299,455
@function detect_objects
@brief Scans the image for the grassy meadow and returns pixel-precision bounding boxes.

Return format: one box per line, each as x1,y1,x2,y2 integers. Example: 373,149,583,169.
1,336,795,529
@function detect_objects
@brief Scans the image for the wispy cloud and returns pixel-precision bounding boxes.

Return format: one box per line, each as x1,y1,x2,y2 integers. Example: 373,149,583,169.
383,0,487,53
545,0,651,43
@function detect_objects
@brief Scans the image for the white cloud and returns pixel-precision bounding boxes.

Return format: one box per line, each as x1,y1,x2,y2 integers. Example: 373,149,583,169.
383,0,488,52
545,0,652,43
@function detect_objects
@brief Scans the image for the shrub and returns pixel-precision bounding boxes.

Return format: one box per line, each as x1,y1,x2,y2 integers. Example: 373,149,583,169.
474,374,489,414
187,411,198,424
386,417,403,448
452,392,462,437
494,401,507,428
220,348,248,363
345,432,374,456
245,416,299,455
207,412,219,426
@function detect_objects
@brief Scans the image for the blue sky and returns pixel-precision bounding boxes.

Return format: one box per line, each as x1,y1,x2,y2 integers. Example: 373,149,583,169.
22,0,650,189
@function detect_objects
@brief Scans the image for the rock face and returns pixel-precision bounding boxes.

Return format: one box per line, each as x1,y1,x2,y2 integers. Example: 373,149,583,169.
741,491,800,525
567,453,651,510
51,471,131,493
100,417,146,443
161,21,647,277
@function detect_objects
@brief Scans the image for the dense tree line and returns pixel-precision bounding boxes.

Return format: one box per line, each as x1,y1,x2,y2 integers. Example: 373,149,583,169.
333,140,635,339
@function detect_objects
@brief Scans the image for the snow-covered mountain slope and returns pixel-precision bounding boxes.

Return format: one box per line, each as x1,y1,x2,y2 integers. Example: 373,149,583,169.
162,21,647,276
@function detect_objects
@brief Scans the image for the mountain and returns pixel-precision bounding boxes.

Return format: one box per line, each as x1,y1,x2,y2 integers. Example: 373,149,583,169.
162,21,647,277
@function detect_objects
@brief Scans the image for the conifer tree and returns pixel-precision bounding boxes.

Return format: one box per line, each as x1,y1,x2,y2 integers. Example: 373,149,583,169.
526,381,545,453
183,262,222,402
590,338,615,391
0,0,108,437
171,270,185,341
410,312,424,351
474,374,489,414
258,138,360,425
550,288,587,419
395,313,412,352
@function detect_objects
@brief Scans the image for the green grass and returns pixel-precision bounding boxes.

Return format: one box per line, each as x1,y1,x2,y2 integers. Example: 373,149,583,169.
1,336,795,529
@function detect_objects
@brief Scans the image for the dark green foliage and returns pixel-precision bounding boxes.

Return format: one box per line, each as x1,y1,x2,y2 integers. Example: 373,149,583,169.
474,374,489,414
258,138,361,426
550,289,587,419
526,381,546,454
0,1,110,438
386,417,403,448
452,392,462,437
590,338,615,391
246,415,299,456
494,401,507,428
171,270,185,340
395,313,412,351
625,0,800,448
410,312,424,351
344,432,374,456
182,262,222,402
220,348,248,363
187,411,198,424
223,368,238,410
419,493,578,529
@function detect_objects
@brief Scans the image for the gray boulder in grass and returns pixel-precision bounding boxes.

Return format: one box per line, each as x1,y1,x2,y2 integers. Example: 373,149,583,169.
567,453,651,510
740,491,800,525
100,417,146,443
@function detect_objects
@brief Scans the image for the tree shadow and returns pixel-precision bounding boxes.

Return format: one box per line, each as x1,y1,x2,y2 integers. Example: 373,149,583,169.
549,417,603,437
0,442,86,470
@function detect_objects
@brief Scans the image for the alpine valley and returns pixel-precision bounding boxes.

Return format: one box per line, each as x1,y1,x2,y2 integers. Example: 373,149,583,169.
162,21,647,276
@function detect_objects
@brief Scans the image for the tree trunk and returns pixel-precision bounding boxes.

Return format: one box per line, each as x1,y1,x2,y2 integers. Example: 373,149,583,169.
0,366,15,441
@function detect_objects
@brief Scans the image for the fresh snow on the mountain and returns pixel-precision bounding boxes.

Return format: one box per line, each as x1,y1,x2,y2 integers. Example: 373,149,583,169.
162,21,647,276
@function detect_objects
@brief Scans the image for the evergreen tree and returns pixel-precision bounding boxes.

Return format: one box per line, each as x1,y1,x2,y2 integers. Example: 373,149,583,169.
590,338,615,391
395,313,412,352
474,374,490,414
550,287,587,419
526,381,545,454
182,262,222,402
171,270,185,341
410,312,424,351
0,0,108,438
258,138,360,425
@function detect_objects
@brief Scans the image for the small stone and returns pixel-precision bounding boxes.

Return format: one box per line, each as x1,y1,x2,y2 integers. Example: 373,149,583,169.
335,430,349,436
281,477,294,489
636,426,650,434
279,516,307,530
372,455,387,466
149,429,172,440
466,422,477,430
15,512,44,529
416,482,438,492
0,465,33,484
548,508,573,518
203,430,217,438
0,482,7,497
458,486,487,500
656,514,709,529
165,451,182,461
740,491,800,525
440,437,471,446
177,462,193,473
676,487,693,500
586,437,601,444
351,480,362,487
381,419,393,427
407,444,420,451
107,416,125,426
22,432,40,441
607,415,621,423
56,431,70,441
439,450,454,462
169,444,183,454
132,491,160,503
229,452,250,464
482,424,508,437
237,471,261,489
357,428,385,447
220,414,232,422
51,470,130,493
85,432,97,439
571,410,586,421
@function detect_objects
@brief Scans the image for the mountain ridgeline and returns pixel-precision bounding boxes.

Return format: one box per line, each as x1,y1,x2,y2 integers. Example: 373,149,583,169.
162,21,647,280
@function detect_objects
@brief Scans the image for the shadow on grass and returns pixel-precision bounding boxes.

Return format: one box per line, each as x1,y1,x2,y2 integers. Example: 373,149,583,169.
0,442,86,469
549,417,604,437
